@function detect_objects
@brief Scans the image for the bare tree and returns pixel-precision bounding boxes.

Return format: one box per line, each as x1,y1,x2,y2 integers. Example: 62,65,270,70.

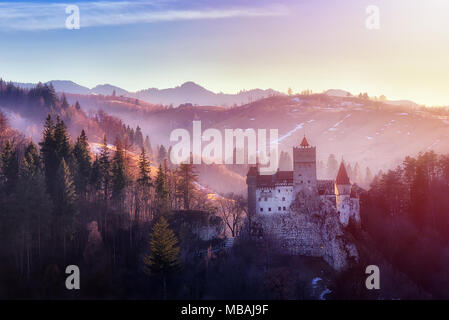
217,193,247,237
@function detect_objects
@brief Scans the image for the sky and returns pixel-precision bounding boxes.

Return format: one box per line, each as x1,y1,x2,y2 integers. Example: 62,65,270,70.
0,0,448,106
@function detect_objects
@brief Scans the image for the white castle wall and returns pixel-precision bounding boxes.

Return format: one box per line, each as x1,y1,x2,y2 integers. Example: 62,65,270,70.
256,185,294,215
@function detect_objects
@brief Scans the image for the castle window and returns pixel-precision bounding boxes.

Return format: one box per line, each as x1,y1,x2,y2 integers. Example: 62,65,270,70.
268,208,271,212
278,207,281,211
301,180,303,184
278,189,280,193
282,197,285,201
283,206,286,210
308,180,310,183
260,208,263,212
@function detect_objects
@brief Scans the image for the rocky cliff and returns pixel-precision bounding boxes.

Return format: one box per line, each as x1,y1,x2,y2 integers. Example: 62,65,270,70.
253,192,359,271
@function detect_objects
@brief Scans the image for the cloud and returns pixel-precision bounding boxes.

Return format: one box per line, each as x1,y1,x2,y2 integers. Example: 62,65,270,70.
0,1,288,31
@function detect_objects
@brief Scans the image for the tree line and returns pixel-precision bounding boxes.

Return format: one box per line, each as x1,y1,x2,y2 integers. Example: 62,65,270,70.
0,109,237,299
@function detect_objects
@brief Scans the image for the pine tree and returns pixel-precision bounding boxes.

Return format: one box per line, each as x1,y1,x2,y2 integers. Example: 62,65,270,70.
144,135,152,159
111,138,127,201
134,126,144,148
39,114,58,196
54,116,72,163
73,130,91,198
16,143,53,273
143,217,180,299
55,158,78,259
326,154,338,179
136,147,152,222
22,142,41,176
410,163,428,226
61,94,69,109
1,140,19,195
155,164,170,216
158,145,167,164
365,167,373,185
176,162,198,210
89,155,102,194
99,135,111,201
137,147,151,188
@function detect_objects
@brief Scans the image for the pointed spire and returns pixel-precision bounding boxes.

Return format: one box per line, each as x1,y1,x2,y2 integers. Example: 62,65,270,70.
300,134,310,147
336,161,350,185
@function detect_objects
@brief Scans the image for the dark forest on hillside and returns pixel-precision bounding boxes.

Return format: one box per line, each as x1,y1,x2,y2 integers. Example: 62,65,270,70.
1,81,449,299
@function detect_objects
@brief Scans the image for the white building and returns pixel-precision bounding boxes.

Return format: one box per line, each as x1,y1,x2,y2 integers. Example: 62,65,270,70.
246,136,360,227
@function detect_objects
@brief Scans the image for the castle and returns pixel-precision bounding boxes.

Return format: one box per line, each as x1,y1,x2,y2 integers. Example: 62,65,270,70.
246,135,360,227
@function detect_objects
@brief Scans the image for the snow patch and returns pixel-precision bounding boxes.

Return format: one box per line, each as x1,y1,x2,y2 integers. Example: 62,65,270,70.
328,114,351,131
273,122,305,143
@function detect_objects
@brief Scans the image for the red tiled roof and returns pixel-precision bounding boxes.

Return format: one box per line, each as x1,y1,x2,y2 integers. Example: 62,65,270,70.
336,162,350,185
255,171,293,187
300,136,309,147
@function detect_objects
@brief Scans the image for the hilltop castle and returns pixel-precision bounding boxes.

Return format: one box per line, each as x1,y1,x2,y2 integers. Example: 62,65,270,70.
246,135,360,226
246,136,360,270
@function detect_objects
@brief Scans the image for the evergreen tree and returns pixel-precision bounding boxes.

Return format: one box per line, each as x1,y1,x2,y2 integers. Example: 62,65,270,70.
54,116,72,163
1,140,19,195
16,144,53,272
134,126,144,148
99,135,111,201
89,155,102,194
158,145,167,164
144,135,152,159
61,94,69,110
73,130,91,198
22,142,41,176
155,164,170,216
410,163,428,226
39,114,58,196
365,167,373,185
136,147,152,221
326,154,338,179
54,158,78,259
137,147,151,188
111,138,127,201
176,162,198,210
143,217,180,299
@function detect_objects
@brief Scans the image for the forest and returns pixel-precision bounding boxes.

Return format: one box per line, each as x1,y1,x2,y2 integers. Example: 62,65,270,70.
1,81,449,299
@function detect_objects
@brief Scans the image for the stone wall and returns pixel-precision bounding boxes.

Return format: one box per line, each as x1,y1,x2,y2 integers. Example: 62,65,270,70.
253,192,359,271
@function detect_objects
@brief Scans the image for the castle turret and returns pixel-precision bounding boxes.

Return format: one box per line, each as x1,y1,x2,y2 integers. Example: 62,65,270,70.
335,161,351,195
334,161,355,226
293,135,317,195
246,165,258,218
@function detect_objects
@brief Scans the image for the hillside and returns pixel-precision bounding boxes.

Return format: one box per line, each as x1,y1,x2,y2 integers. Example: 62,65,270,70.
5,79,449,188
67,92,449,176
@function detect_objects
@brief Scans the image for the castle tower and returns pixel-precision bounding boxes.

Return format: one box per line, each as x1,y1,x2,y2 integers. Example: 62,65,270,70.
293,135,317,195
335,161,351,196
335,161,352,225
246,165,258,218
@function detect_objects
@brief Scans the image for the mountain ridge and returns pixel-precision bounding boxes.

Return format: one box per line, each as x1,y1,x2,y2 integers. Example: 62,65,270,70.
12,80,281,107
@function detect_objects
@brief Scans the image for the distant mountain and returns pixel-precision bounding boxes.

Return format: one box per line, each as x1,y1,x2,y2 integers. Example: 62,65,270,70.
325,89,352,97
47,80,91,95
14,80,280,107
135,81,279,106
14,80,90,95
90,84,130,97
